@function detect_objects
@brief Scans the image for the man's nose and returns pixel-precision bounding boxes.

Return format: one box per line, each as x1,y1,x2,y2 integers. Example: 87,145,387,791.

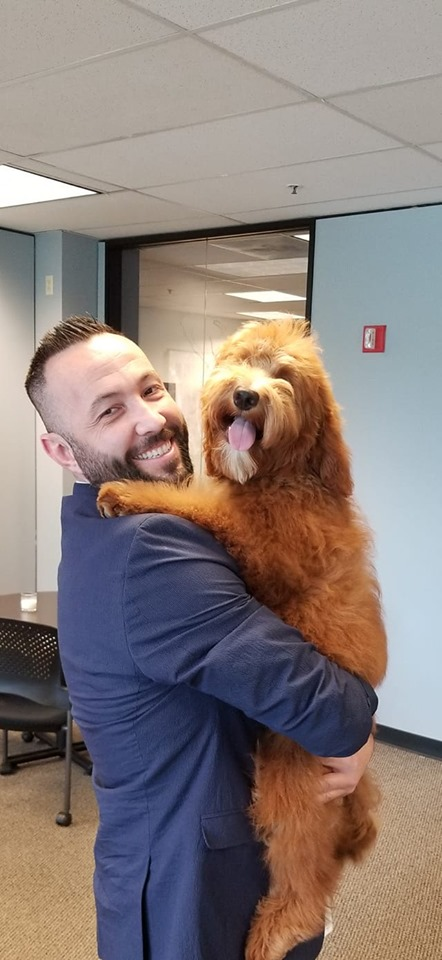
133,400,167,435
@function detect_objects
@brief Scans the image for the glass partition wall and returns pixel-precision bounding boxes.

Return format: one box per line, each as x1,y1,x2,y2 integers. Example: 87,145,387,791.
137,228,311,475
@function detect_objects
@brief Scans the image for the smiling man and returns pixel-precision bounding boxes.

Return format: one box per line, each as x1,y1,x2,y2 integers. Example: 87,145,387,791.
25,316,377,960
28,320,193,486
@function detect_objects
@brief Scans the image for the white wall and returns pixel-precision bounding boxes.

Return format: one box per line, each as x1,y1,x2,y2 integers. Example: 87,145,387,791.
0,229,35,594
312,206,442,740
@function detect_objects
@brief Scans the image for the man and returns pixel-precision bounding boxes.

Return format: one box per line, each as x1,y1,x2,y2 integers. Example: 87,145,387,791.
25,316,378,960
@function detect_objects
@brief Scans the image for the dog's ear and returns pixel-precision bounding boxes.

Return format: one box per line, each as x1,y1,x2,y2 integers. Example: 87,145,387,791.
202,404,225,478
307,396,353,498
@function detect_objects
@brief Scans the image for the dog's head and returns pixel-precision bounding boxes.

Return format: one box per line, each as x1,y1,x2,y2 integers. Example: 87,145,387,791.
201,318,353,497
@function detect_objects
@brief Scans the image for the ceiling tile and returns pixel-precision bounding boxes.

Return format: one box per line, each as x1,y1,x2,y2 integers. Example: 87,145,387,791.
0,36,304,156
422,142,442,160
145,149,442,214
0,190,217,233
128,0,301,30
39,101,399,189
203,0,442,97
78,214,241,239
0,0,177,83
331,76,442,146
234,186,442,221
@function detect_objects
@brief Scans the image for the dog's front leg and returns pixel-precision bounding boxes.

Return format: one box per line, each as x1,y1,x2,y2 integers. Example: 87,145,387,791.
97,480,237,547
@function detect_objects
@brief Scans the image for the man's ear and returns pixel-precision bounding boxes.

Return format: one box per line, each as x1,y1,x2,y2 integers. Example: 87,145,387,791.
40,432,80,474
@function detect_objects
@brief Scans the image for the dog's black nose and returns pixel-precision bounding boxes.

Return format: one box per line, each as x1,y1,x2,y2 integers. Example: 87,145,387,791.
233,388,260,411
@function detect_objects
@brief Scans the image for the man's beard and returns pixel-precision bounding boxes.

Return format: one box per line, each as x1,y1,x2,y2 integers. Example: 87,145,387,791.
66,424,193,487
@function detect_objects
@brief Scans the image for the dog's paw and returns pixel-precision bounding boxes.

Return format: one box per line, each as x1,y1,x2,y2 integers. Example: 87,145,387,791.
97,481,135,517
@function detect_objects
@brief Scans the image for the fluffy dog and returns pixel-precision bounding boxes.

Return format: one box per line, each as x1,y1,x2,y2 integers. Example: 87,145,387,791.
98,318,387,960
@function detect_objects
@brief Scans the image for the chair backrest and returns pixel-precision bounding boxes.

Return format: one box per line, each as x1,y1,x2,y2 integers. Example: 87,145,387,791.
0,618,69,711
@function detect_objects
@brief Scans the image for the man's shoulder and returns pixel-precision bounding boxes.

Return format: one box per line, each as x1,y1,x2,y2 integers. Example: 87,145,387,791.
135,510,226,547
63,482,235,564
131,511,238,570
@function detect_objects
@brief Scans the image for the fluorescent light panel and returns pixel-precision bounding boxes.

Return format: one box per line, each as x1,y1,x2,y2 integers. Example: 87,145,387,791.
238,310,305,321
225,290,306,303
0,165,97,208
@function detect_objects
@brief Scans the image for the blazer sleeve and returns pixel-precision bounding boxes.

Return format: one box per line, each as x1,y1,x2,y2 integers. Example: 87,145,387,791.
123,514,378,759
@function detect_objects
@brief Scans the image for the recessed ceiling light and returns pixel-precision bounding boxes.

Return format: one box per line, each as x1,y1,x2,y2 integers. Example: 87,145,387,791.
238,310,305,321
0,165,97,208
225,290,306,303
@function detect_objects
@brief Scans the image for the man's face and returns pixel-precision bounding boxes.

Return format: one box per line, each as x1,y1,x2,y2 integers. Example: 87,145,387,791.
43,333,193,486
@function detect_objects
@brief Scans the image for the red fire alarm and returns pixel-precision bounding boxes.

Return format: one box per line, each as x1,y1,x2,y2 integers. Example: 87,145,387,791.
362,325,387,353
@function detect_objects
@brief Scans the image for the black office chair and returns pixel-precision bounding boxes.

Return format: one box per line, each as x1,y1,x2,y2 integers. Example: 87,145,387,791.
0,617,77,826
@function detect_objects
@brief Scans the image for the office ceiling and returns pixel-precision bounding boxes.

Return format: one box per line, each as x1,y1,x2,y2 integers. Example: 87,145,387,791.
1,0,442,240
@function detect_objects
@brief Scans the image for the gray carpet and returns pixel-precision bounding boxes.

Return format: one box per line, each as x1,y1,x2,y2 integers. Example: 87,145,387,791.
1,738,441,959
1,735,97,959
322,742,442,959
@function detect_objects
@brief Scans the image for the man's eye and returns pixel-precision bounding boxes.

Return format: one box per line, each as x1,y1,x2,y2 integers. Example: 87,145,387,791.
144,384,163,397
99,406,118,419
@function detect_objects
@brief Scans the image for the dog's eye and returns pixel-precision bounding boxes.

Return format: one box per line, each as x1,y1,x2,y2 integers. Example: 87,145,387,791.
272,367,292,383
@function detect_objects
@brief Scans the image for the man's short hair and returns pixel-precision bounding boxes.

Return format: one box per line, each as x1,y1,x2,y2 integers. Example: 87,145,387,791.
25,315,121,431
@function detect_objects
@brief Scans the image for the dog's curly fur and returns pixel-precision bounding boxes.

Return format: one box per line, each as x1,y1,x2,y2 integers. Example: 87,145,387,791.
97,318,387,960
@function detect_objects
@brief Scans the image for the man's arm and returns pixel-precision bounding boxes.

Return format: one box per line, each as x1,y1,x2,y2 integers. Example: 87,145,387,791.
126,515,378,759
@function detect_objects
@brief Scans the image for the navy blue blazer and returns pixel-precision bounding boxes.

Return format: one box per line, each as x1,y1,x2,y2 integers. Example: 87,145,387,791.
58,483,377,960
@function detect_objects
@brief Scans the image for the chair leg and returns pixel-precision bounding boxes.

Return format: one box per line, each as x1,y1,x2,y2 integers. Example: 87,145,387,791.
0,729,16,775
55,709,73,827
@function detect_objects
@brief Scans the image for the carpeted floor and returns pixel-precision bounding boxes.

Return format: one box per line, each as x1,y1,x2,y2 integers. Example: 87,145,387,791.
321,742,442,960
1,734,97,959
1,738,441,959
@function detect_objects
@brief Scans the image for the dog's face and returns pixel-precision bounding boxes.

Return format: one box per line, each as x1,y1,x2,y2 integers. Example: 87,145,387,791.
201,318,352,496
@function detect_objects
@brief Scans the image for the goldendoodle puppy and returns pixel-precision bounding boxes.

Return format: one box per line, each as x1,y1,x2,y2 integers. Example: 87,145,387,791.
98,318,387,960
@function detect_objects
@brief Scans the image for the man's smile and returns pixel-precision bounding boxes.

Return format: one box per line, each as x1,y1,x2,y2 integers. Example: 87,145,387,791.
133,440,173,461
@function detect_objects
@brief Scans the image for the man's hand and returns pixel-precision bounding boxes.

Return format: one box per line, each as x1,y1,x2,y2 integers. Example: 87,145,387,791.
318,733,374,803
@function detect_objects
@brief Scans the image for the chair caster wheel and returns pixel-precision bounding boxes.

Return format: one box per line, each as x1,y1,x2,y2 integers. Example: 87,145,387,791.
56,811,72,826
0,761,17,775
22,731,35,743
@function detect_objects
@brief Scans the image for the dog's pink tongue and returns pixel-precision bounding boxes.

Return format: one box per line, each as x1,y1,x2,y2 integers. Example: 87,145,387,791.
228,417,256,451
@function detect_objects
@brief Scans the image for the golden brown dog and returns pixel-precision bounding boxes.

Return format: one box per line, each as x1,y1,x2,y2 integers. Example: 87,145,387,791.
98,318,387,960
